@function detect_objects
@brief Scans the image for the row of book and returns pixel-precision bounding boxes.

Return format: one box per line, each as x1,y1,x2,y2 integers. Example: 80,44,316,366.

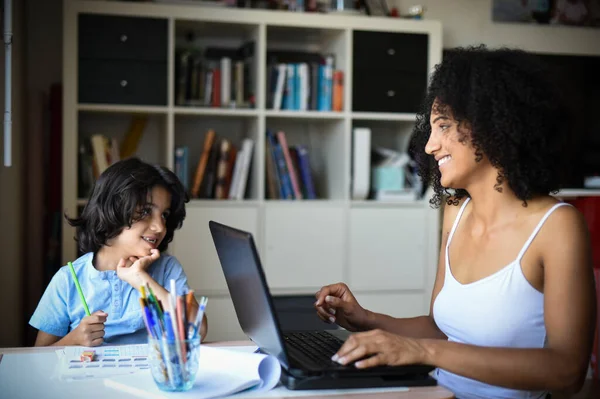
267,59,343,112
183,130,254,200
266,130,316,200
175,42,254,108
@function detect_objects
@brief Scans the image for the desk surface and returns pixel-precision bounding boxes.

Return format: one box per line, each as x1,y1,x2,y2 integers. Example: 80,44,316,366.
0,341,454,399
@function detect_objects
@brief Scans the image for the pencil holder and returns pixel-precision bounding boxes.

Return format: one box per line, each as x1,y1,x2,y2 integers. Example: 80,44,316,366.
148,336,201,392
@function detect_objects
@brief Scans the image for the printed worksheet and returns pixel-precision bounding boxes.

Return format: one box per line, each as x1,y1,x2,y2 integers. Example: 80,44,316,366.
56,344,150,381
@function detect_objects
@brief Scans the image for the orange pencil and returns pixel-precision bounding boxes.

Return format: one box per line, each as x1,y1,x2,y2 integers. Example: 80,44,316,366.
176,296,187,362
185,291,195,323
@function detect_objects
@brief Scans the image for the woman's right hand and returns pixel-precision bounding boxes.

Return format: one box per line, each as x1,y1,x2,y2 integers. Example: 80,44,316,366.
69,310,107,346
314,283,370,332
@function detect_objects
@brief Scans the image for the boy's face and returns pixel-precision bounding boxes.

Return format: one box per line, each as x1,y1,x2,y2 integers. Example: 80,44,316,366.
109,185,172,258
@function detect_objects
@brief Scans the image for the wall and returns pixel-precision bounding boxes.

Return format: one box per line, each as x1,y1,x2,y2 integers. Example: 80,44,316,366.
0,0,26,346
392,0,600,55
10,0,598,346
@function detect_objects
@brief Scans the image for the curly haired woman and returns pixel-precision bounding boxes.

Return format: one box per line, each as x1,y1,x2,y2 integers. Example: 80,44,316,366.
314,46,596,398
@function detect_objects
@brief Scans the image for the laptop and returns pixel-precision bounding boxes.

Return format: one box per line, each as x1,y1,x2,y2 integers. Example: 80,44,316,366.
209,220,436,390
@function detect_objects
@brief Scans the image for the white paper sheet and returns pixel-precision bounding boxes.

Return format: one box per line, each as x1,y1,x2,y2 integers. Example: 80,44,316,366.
55,344,150,381
104,345,281,399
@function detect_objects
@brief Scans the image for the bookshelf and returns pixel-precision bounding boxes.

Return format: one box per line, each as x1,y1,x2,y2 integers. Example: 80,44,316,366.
63,0,443,341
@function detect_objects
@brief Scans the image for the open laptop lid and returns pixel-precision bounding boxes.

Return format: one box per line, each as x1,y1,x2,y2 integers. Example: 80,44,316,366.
209,220,291,368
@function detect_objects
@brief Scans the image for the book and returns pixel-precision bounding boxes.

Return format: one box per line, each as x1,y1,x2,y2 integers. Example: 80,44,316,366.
213,139,231,199
265,140,280,199
90,134,110,177
104,345,280,399
120,115,147,159
228,148,245,200
190,130,216,198
332,70,344,111
296,145,317,199
174,146,189,190
277,131,302,199
235,138,254,200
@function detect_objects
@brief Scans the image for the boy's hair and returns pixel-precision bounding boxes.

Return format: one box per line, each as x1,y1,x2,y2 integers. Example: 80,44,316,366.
409,45,575,208
66,157,189,254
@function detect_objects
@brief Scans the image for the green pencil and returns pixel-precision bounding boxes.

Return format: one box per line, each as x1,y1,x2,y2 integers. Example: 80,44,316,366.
68,261,91,316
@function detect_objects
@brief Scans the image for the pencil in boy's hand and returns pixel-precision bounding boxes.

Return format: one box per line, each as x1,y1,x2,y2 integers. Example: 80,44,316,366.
68,261,91,316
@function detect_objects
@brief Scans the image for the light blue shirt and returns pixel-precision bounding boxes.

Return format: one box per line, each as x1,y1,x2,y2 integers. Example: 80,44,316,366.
29,252,190,345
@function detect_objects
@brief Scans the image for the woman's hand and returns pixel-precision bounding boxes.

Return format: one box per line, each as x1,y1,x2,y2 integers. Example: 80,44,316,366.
333,329,428,369
66,310,107,347
314,283,370,332
117,249,160,288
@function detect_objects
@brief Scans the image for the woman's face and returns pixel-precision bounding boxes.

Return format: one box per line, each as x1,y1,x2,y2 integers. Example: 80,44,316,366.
424,103,488,189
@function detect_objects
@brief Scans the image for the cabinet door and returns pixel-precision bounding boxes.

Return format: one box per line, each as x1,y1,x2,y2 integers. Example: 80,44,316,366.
349,208,427,290
170,207,258,294
264,206,345,290
354,292,427,318
203,295,246,342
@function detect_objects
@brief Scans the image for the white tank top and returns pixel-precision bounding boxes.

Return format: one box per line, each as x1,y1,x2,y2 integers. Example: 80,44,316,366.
432,198,570,399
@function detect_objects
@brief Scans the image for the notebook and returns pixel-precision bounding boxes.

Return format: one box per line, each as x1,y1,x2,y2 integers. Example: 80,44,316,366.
104,345,280,399
209,220,436,390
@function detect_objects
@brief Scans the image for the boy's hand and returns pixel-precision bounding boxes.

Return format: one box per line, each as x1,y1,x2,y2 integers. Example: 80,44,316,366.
68,310,107,347
117,249,160,288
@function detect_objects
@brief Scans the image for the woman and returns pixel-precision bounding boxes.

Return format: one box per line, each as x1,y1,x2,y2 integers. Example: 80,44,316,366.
315,46,595,398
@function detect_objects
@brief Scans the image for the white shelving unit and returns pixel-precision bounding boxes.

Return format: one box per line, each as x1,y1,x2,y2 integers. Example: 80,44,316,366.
63,0,443,341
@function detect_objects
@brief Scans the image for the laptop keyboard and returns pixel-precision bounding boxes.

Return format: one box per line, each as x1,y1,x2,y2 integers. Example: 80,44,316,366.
283,331,345,367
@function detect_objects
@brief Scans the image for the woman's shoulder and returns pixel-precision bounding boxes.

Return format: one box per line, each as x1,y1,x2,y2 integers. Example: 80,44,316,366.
531,197,589,247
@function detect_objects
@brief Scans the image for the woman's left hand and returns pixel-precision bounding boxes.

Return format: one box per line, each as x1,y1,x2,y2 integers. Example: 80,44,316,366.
117,249,160,287
333,329,429,369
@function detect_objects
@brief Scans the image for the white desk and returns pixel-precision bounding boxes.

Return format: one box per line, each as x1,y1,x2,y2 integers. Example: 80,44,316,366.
0,342,454,399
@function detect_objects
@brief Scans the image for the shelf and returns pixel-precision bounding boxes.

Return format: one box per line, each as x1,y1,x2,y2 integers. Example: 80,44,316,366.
264,110,345,120
76,199,88,206
554,189,600,198
78,104,168,114
350,200,426,208
264,200,347,207
187,199,261,207
352,112,417,122
174,107,259,117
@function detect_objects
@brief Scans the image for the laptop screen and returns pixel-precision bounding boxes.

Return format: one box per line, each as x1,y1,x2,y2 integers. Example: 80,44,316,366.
209,220,290,368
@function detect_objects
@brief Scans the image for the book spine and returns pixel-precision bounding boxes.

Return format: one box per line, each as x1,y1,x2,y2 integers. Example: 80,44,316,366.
296,145,316,199
276,131,302,199
264,140,278,199
214,139,231,199
274,143,293,200
310,62,319,111
273,64,286,111
332,70,343,112
191,129,216,198
175,146,189,191
284,64,295,111
266,131,290,199
220,57,231,107
228,148,245,200
236,139,254,200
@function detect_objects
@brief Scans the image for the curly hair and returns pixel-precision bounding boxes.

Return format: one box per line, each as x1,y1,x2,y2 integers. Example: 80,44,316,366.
409,45,574,208
66,157,189,254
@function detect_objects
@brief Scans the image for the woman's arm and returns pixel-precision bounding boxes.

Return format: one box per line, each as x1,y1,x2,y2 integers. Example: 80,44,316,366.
336,205,596,394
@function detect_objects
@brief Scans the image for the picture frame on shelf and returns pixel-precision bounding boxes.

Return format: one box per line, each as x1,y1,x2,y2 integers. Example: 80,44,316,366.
363,0,389,16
